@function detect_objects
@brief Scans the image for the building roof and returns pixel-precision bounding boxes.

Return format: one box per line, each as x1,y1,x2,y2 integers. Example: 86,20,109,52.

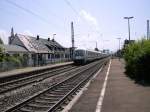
15,34,65,53
0,44,28,53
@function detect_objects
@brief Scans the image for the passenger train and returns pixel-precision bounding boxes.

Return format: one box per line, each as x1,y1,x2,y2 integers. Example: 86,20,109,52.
73,49,109,64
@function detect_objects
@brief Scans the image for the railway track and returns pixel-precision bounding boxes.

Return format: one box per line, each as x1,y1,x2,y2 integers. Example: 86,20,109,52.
0,65,78,95
5,59,108,112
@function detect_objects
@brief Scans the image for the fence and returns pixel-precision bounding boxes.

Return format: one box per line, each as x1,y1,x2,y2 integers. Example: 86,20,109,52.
0,58,72,72
0,61,28,72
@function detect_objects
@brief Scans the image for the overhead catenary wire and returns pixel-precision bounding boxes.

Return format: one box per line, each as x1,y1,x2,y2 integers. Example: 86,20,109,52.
63,0,102,50
5,0,63,30
63,0,100,35
32,0,65,24
64,0,80,17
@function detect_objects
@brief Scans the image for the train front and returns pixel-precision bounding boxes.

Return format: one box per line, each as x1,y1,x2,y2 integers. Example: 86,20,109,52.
73,49,86,64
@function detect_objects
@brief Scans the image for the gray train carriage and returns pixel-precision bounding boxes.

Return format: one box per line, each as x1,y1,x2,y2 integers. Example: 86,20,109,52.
73,49,106,64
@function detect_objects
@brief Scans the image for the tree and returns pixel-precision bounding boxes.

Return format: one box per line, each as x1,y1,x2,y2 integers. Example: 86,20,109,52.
0,37,4,44
0,47,3,62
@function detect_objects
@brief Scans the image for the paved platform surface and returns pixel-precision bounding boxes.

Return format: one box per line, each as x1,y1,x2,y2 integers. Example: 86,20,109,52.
68,59,150,112
0,62,73,78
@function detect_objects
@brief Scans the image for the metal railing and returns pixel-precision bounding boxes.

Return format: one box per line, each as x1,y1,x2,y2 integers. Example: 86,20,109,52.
0,58,72,72
0,61,24,72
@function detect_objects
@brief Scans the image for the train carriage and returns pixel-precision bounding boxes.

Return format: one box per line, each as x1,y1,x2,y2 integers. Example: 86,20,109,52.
73,49,108,64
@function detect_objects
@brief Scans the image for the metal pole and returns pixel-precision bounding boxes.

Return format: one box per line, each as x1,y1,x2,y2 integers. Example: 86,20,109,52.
117,38,121,50
128,19,131,41
124,17,134,41
71,21,75,60
119,39,120,50
52,34,56,63
147,20,149,40
117,38,121,58
96,41,97,48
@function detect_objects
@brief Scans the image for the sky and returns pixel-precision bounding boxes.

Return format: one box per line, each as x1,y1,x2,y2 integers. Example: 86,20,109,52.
0,0,150,52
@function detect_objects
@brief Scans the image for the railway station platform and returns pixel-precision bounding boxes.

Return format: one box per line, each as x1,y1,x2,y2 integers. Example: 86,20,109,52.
66,59,150,112
0,62,73,79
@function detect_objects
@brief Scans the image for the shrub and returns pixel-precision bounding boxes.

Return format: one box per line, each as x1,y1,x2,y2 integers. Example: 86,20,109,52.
11,56,22,66
124,39,150,82
5,55,21,66
0,46,4,62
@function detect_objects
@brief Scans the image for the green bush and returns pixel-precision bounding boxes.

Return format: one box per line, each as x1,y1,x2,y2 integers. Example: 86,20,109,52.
0,47,4,62
4,55,21,66
124,39,150,82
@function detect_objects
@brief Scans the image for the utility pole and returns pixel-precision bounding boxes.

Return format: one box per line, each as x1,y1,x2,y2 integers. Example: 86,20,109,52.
96,41,97,48
71,21,75,59
117,38,121,50
124,16,134,41
52,34,56,63
147,20,149,40
117,38,121,57
95,41,99,51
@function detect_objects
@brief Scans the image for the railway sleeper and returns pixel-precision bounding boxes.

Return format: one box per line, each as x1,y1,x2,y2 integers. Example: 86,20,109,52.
34,100,58,105
53,89,70,92
42,94,64,98
58,85,75,88
40,97,60,102
47,92,66,95
20,106,48,112
27,102,55,107
59,85,74,88
53,106,64,112
22,104,49,111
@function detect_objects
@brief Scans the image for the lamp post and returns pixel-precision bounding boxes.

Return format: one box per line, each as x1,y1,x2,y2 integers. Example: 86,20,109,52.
124,16,134,41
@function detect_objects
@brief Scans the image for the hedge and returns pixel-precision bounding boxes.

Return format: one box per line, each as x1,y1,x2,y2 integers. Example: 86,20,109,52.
124,39,150,82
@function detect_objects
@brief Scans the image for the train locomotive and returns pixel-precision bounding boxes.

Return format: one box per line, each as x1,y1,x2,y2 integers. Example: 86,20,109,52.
73,49,108,64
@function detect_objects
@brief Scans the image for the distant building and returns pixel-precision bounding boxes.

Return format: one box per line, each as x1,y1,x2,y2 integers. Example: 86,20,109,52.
103,49,110,54
7,28,71,66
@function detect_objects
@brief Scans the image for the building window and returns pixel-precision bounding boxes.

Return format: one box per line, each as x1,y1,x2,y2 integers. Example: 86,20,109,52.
48,54,51,59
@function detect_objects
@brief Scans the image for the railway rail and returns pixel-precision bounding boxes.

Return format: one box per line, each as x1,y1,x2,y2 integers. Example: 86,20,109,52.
0,65,78,95
5,58,108,112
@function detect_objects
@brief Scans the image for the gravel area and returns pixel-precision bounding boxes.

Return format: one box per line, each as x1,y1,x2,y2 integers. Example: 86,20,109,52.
0,64,87,112
0,60,102,112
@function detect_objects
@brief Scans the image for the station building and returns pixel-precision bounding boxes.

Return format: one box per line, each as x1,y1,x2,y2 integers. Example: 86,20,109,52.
2,28,71,66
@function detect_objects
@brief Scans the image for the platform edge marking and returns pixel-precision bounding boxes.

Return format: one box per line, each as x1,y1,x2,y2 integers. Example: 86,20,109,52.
95,59,111,112
62,65,104,112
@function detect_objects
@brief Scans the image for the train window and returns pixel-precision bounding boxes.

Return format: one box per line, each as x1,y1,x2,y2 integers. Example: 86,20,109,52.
75,50,84,56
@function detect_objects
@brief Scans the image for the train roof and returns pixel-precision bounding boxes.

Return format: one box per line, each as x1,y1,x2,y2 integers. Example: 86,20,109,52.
75,49,102,53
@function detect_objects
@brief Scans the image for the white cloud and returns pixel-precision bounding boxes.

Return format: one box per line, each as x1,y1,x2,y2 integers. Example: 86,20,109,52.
0,30,9,44
79,10,99,30
78,10,101,50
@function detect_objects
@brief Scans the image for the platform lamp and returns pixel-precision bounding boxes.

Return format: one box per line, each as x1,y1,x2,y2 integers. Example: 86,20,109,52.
124,16,134,41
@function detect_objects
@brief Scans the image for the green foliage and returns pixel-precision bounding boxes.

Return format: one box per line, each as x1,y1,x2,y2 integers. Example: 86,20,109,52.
9,56,22,66
0,53,23,67
124,39,150,82
0,37,4,44
5,55,22,66
0,46,3,52
0,46,4,62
